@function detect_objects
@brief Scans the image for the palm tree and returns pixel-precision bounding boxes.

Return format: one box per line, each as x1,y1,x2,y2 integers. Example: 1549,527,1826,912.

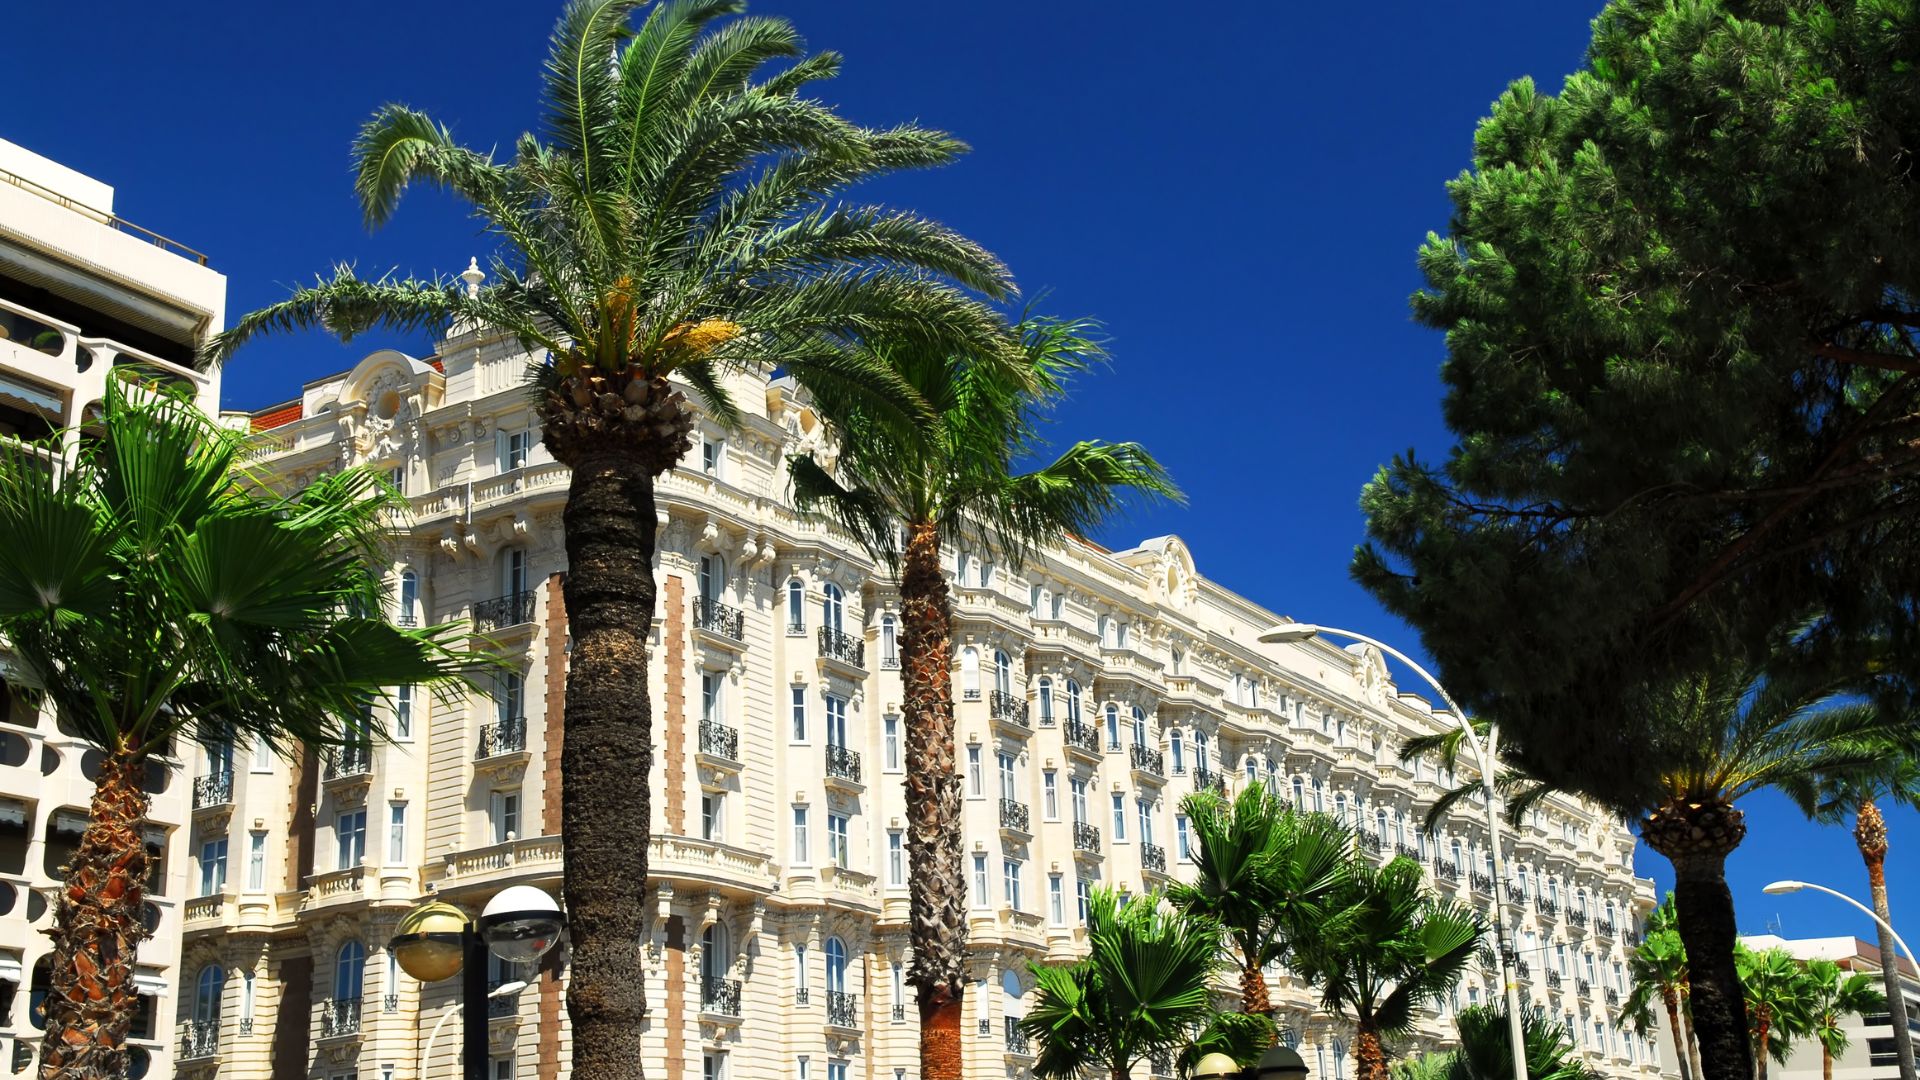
1020,887,1268,1080
1393,1005,1601,1080
0,387,478,1079
1289,856,1486,1080
1622,895,1700,1080
1168,785,1351,1019
1738,946,1817,1080
1783,730,1920,1080
787,317,1176,1076
1802,957,1886,1080
203,5,1015,1075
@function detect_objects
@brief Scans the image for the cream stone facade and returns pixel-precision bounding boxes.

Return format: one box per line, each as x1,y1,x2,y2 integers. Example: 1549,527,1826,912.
1738,935,1920,1080
184,308,1668,1080
0,136,226,1079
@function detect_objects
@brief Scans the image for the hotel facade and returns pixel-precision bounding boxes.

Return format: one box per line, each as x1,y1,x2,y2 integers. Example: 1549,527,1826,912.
0,136,227,1079
154,302,1673,1080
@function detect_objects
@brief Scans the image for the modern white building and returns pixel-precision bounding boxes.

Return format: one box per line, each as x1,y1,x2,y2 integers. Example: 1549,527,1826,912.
1740,934,1920,1080
0,135,227,1079
177,291,1666,1080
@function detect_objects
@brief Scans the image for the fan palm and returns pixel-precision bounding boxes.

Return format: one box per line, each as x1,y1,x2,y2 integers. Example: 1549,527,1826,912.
787,317,1176,1076
1802,957,1886,1080
1622,895,1701,1080
1020,887,1266,1080
1738,946,1818,1080
1289,856,1486,1080
0,387,479,1080
1782,727,1920,1080
1168,785,1351,1019
203,5,1016,1074
1394,1005,1601,1080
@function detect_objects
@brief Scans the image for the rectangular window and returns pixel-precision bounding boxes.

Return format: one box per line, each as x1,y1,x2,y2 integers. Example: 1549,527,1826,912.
702,673,721,725
701,439,723,478
1136,799,1153,847
491,791,520,845
500,429,531,471
892,963,905,1019
792,807,810,865
702,1052,724,1080
888,832,904,885
998,752,1016,802
827,813,850,869
702,793,723,842
795,945,808,997
828,1064,847,1080
1176,815,1191,861
971,854,988,908
199,837,228,896
247,830,267,891
1042,771,1058,820
252,735,273,772
1049,874,1065,925
1075,877,1091,924
797,1061,810,1080
883,716,900,771
494,1057,516,1080
1002,858,1022,911
791,687,807,742
825,695,847,748
1112,793,1126,841
388,803,407,864
967,746,983,797
1070,777,1088,824
395,684,414,739
336,810,367,869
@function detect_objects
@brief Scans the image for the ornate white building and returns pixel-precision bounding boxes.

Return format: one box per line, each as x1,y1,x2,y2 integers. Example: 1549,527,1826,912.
0,136,226,1079
179,308,1668,1080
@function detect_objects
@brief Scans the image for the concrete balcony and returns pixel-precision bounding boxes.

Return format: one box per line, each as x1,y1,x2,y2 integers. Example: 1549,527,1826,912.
1027,618,1100,666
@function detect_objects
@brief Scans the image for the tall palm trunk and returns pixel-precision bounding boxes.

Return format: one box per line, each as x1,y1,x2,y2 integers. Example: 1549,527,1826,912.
556,439,664,1080
1856,800,1917,1080
1685,989,1706,1080
1755,1008,1773,1080
1643,797,1755,1080
1240,960,1273,1016
1665,988,1696,1080
1354,1018,1388,1080
900,520,967,1080
39,749,151,1080
1822,1044,1834,1080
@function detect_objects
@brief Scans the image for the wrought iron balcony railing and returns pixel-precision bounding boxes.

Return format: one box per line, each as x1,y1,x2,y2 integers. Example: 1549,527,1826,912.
1435,860,1460,882
384,993,399,1013
999,798,1030,833
702,977,741,1016
477,717,527,759
990,690,1029,728
1516,958,1531,978
1469,871,1495,895
979,1019,992,1036
1063,719,1100,755
239,1017,253,1036
1597,919,1617,938
1545,970,1563,991
692,598,744,640
475,590,538,632
1507,883,1529,904
1568,909,1589,930
699,719,739,761
787,619,807,637
1192,766,1226,794
1129,744,1164,777
394,612,418,627
192,772,234,809
1358,832,1383,855
1478,945,1498,971
818,626,864,667
892,1002,905,1021
319,996,362,1037
179,1019,219,1059
1141,842,1167,874
1576,978,1592,998
825,743,862,783
827,990,858,1027
1005,1016,1030,1056
1606,988,1620,1008
796,987,810,1005
1395,842,1422,861
1072,821,1101,854
325,745,373,780
1537,896,1559,918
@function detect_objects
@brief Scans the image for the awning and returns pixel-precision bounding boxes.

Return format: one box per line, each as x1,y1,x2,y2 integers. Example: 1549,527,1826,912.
133,968,167,995
0,371,61,419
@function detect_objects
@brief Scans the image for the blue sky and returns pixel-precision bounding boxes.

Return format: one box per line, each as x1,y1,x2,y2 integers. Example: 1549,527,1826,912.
8,1,1913,946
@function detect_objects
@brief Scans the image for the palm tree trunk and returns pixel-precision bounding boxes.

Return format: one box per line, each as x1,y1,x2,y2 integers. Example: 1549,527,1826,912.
557,447,659,1080
1666,989,1696,1080
1822,1044,1833,1080
1240,956,1274,1016
1354,1020,1389,1080
39,748,151,1080
900,520,967,1080
1685,993,1706,1080
1857,800,1917,1080
1755,1011,1772,1080
1644,798,1754,1080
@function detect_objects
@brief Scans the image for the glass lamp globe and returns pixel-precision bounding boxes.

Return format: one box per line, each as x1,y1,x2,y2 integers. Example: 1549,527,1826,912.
480,885,565,964
390,900,469,982
1193,1052,1244,1080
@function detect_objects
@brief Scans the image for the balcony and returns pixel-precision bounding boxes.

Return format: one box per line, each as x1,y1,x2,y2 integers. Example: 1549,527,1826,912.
1072,821,1101,856
698,720,739,763
1141,842,1167,875
999,799,1031,836
827,990,859,1029
1358,832,1383,857
692,598,745,642
1004,1017,1031,1057
1395,842,1423,861
702,977,742,1017
825,744,863,787
192,773,234,810
892,1002,906,1021
179,1019,219,1060
1576,978,1592,998
1192,766,1227,795
796,987,810,1005
1435,860,1459,883
990,691,1030,731
1129,744,1165,780
1507,883,1528,904
817,626,865,670
1606,988,1620,1008
1596,919,1617,938
319,996,362,1038
1537,896,1559,918
1063,719,1100,758
1568,909,1589,932
1470,871,1495,896
1545,970,1563,991
476,717,528,759
324,745,373,781
475,590,538,633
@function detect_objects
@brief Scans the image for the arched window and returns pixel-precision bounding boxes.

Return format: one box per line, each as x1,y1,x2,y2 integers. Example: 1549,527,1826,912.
1375,809,1389,840
1606,899,1617,926
960,648,981,698
1311,775,1324,811
822,583,844,632
786,579,805,631
194,964,224,1024
335,940,366,1002
881,615,898,666
1170,730,1185,773
1037,677,1054,725
1451,840,1465,872
1334,793,1348,823
1104,704,1120,749
1291,776,1306,809
397,568,419,626
825,937,848,995
700,922,729,983
994,651,1012,696
1131,707,1147,746
1245,757,1258,783
242,968,256,1021
1194,730,1210,773
1170,647,1185,675
1065,681,1082,725
1577,890,1588,916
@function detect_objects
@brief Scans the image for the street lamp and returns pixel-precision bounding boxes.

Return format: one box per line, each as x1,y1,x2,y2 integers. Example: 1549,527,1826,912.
391,887,565,1080
1762,879,1919,969
421,980,528,1078
1192,1052,1244,1080
1256,1044,1311,1080
1260,622,1528,1080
